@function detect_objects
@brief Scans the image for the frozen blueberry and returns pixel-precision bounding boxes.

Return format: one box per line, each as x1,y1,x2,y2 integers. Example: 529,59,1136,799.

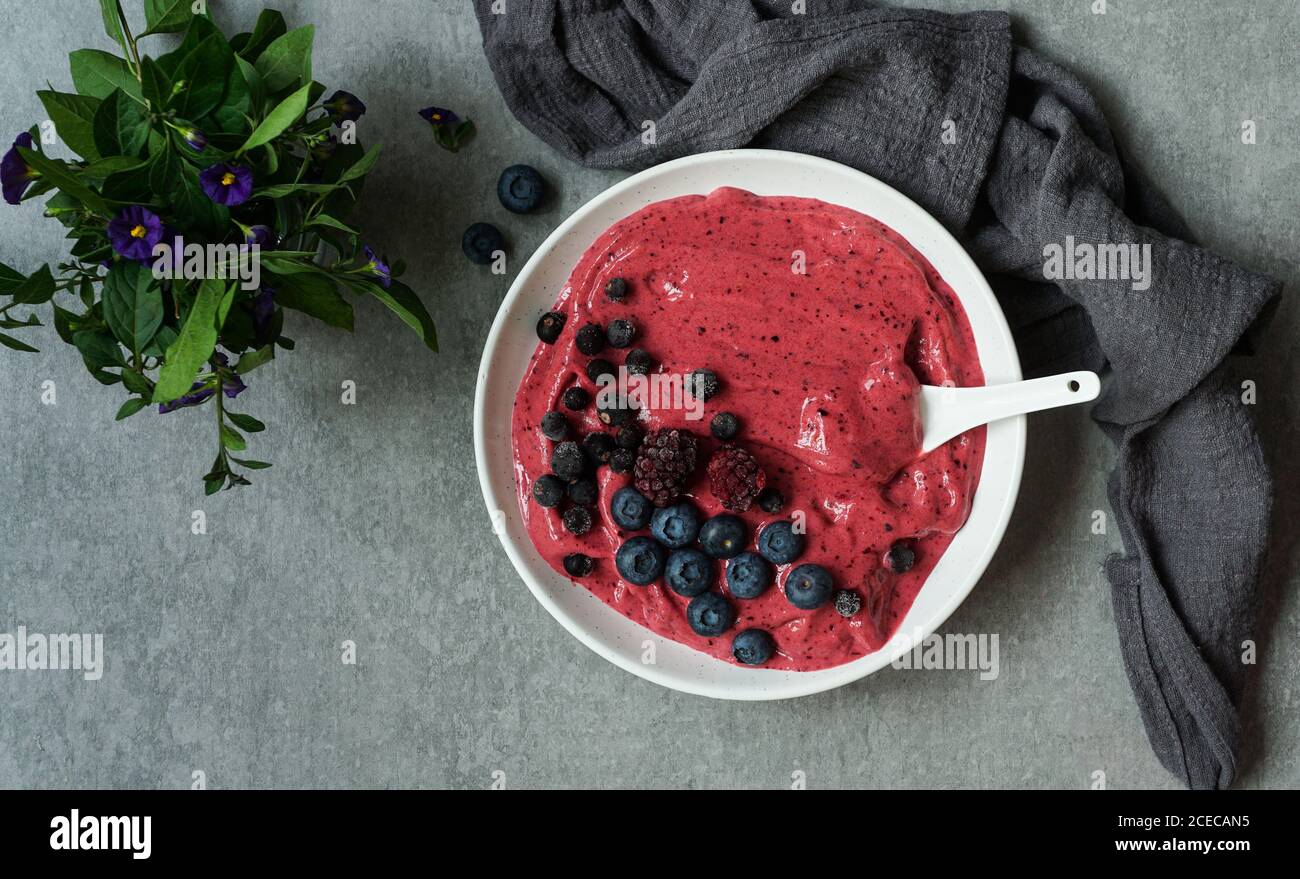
562,386,589,411
624,348,653,376
610,448,635,473
665,548,715,597
615,425,642,450
497,164,547,213
726,552,772,599
610,486,653,530
834,589,862,618
462,222,504,265
531,474,564,508
536,311,565,344
582,432,615,466
563,553,595,577
586,358,616,385
575,323,605,356
686,368,720,401
605,277,628,301
686,592,734,637
784,563,833,610
567,476,598,506
756,487,784,514
650,502,703,550
606,318,636,349
615,536,667,585
699,514,747,559
710,411,740,440
757,520,805,565
562,506,592,535
732,629,775,666
597,399,635,427
886,540,916,573
551,441,586,481
540,411,569,442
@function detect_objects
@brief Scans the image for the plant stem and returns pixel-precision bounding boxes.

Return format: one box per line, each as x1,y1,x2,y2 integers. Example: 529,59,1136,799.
116,1,143,81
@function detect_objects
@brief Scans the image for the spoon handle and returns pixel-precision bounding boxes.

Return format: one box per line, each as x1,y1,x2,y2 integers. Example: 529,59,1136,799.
919,370,1101,453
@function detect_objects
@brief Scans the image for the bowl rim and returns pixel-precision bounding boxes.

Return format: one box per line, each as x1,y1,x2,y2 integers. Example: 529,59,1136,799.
473,148,1024,700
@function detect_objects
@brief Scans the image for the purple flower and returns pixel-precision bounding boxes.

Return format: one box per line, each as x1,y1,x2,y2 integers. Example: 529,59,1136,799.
2,132,37,205
180,126,207,152
199,163,253,206
157,383,214,413
362,245,391,288
213,352,247,399
157,353,246,413
418,106,459,128
243,224,274,248
252,286,276,336
107,205,165,262
323,91,366,124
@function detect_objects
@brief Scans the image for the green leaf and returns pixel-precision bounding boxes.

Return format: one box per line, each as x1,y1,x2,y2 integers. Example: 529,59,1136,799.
226,412,265,433
253,25,313,93
70,49,143,102
0,332,39,353
18,147,111,215
98,0,127,50
115,397,148,420
141,0,195,36
337,143,381,184
0,261,28,295
304,215,359,235
83,156,145,180
240,82,311,152
37,90,102,161
120,367,154,396
231,457,272,469
219,424,247,451
368,279,438,352
239,10,287,62
12,265,55,305
170,28,234,120
72,329,125,370
152,278,224,404
235,344,275,374
93,89,151,157
139,56,171,111
102,261,163,355
252,182,341,199
271,271,353,330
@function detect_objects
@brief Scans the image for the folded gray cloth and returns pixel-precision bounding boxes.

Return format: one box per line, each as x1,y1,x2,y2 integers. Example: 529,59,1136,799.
474,0,1279,789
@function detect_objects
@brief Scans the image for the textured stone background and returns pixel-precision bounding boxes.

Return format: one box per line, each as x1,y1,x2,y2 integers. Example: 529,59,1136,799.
0,0,1295,789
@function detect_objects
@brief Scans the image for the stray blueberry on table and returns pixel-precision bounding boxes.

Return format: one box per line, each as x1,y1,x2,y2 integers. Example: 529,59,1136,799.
462,222,504,265
562,506,593,535
698,514,747,559
497,164,547,213
536,311,565,344
725,552,772,599
609,448,635,473
540,411,569,442
650,502,703,549
615,425,642,450
732,628,775,666
567,476,598,506
686,368,720,401
551,441,586,481
686,592,735,637
610,486,653,530
575,323,605,356
756,487,785,514
784,563,834,610
757,520,805,565
834,589,862,618
563,553,595,577
615,536,667,585
710,411,740,440
886,540,916,573
585,358,616,384
606,318,636,348
582,432,615,465
665,548,715,597
531,474,564,507
561,386,589,411
604,277,628,301
624,348,653,376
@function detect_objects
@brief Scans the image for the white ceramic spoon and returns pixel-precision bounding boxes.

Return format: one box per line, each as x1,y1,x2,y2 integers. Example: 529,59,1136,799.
919,370,1101,453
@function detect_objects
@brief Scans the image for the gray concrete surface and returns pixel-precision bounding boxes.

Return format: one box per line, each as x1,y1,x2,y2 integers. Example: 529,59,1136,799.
0,0,1295,789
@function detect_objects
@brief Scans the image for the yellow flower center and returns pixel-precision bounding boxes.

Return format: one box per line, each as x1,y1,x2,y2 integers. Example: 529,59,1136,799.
431,113,441,121
221,172,237,186
130,224,147,238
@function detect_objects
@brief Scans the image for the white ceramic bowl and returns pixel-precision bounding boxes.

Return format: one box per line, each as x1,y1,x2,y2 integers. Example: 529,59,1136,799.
474,149,1024,700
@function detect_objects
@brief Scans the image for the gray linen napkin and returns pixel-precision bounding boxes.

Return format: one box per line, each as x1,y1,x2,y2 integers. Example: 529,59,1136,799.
474,0,1280,789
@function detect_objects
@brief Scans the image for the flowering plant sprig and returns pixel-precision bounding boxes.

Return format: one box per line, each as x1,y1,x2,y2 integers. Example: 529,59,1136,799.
0,3,465,494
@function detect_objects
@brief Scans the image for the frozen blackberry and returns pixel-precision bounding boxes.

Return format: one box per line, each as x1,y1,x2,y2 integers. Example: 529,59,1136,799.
567,476,598,506
604,277,628,301
886,540,916,573
582,432,615,466
562,386,589,411
606,318,636,349
563,553,595,577
615,425,642,450
585,358,616,385
633,429,699,507
575,323,605,356
834,589,862,618
706,444,766,512
687,368,720,401
536,311,565,344
609,448,635,473
551,441,586,481
563,506,593,535
540,411,569,442
532,474,564,507
710,411,740,440
624,348,653,376
756,487,784,514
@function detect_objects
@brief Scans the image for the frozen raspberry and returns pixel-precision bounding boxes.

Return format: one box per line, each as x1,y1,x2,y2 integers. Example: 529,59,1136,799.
633,429,698,507
706,444,766,512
